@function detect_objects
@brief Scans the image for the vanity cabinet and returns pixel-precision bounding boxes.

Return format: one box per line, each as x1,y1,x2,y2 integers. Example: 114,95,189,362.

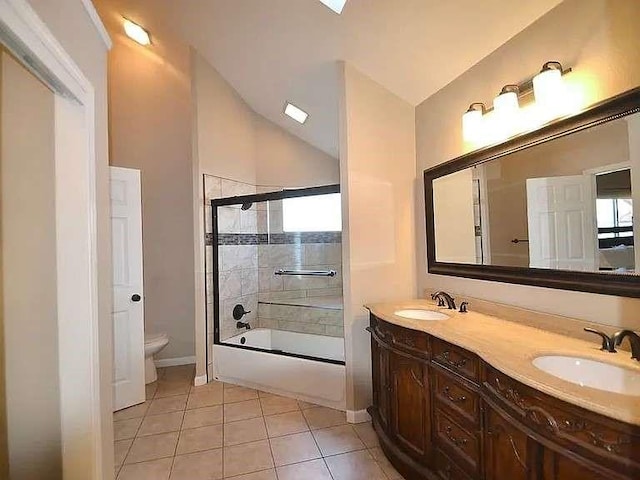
368,314,640,480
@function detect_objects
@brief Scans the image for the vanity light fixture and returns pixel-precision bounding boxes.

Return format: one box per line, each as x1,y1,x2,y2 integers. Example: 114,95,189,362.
462,103,486,142
533,61,565,108
284,102,309,124
494,85,520,114
124,18,151,46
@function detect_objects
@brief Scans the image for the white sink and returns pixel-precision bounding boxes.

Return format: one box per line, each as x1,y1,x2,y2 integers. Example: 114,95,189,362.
393,309,449,321
532,355,640,396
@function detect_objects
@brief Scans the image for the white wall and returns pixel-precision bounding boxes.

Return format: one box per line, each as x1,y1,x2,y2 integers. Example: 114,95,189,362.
339,63,416,412
416,0,640,331
1,51,61,480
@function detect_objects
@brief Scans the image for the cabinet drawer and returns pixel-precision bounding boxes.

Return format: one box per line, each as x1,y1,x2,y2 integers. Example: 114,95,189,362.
433,368,480,425
432,338,479,383
434,448,474,480
434,408,480,475
372,317,429,357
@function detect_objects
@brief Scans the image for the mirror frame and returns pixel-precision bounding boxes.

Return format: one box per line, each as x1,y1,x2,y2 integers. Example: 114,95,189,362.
424,86,640,298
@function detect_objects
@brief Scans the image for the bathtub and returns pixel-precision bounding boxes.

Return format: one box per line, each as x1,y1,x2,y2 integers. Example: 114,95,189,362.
213,328,346,410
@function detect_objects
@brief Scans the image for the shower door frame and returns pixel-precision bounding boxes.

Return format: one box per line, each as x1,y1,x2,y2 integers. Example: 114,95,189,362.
209,183,344,366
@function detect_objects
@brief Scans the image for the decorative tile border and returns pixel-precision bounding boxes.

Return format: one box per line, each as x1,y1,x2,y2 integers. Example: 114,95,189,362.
205,232,342,246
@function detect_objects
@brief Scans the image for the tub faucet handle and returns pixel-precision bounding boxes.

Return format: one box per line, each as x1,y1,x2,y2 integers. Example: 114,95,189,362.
233,304,251,320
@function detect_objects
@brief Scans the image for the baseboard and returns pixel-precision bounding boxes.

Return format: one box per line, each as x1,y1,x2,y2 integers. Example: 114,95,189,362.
193,374,208,387
154,356,196,368
347,409,371,424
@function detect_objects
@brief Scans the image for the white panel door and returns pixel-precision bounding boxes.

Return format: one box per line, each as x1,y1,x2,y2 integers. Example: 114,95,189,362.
526,175,597,271
110,167,145,411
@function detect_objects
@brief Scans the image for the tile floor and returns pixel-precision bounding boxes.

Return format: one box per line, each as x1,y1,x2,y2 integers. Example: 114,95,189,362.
113,365,405,480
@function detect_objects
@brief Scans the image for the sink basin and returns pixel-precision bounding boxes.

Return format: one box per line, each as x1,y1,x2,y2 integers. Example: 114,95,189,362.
393,309,449,321
532,355,640,396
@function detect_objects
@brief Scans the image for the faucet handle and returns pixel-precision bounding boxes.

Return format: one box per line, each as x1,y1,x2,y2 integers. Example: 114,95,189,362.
584,328,616,353
459,302,469,313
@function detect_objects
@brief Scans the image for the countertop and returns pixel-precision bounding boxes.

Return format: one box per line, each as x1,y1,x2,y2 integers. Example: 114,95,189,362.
366,299,640,427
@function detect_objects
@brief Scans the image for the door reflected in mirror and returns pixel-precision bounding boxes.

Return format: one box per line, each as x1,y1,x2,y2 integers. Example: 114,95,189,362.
432,110,640,275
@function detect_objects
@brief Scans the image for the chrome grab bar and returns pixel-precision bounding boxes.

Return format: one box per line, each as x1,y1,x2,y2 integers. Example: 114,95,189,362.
274,269,336,277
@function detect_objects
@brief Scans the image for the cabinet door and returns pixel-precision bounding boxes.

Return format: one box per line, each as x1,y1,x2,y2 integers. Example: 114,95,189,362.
371,338,391,430
390,351,431,462
542,447,626,480
485,405,535,480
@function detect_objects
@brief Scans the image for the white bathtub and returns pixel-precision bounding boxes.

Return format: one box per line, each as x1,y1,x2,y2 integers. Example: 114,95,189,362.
213,328,346,410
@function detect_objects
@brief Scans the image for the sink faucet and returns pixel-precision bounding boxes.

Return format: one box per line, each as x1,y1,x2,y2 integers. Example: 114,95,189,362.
583,328,616,353
431,291,456,310
612,330,640,361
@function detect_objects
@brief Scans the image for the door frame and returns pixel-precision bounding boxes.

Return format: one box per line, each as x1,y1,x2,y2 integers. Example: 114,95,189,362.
0,0,109,478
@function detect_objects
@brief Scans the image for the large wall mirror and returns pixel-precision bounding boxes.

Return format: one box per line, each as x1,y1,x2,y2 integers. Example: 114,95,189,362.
424,87,640,298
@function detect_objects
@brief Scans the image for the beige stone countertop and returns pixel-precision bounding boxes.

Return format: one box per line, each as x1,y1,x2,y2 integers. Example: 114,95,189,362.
366,299,640,427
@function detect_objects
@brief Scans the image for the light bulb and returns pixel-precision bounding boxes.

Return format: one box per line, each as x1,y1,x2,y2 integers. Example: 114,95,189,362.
493,89,519,114
124,19,151,46
462,104,484,142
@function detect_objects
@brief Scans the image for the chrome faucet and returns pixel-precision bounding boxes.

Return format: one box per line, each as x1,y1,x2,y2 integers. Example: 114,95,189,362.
431,291,456,310
612,330,640,361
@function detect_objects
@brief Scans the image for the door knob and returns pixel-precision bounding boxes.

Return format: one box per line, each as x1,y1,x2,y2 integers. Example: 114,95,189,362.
131,294,141,302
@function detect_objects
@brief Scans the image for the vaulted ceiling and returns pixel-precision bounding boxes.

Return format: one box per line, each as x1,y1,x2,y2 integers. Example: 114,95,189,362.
99,0,564,157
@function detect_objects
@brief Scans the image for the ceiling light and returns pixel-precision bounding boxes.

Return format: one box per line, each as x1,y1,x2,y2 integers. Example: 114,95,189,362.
284,103,309,124
319,0,348,14
123,18,151,46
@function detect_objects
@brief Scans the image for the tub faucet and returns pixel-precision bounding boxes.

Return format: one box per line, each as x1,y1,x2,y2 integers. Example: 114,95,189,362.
612,330,640,360
431,291,456,310
236,321,251,330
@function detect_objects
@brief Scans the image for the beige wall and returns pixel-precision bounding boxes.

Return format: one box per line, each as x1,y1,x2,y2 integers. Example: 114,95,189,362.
255,114,340,188
416,0,640,330
26,1,113,476
340,63,416,412
1,51,61,479
95,2,197,361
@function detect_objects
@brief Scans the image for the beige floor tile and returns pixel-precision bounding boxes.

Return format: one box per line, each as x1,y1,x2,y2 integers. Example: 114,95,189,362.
117,458,173,480
324,450,388,480
353,422,380,448
297,400,320,410
190,381,223,395
162,364,195,381
188,390,223,410
223,440,274,478
169,448,223,480
259,394,299,416
114,417,143,441
224,386,259,404
368,447,404,479
176,424,223,455
114,439,133,466
155,380,192,398
182,405,223,429
146,383,158,400
224,399,262,423
269,431,321,466
113,401,150,421
312,425,365,457
276,459,333,480
125,432,179,464
138,411,184,436
225,469,277,480
264,411,309,438
148,395,188,415
302,406,346,430
224,417,267,446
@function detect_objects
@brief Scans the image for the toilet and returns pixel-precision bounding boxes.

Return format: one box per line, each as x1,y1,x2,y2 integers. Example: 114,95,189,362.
144,333,169,384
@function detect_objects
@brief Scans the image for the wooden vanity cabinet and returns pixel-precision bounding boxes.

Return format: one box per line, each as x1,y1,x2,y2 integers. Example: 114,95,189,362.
368,314,640,480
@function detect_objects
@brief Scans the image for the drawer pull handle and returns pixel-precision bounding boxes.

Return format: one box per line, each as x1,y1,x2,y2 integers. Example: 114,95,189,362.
444,426,468,448
443,386,467,403
438,350,468,369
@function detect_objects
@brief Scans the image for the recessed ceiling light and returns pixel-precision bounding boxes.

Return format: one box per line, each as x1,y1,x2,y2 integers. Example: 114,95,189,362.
319,0,348,14
284,102,309,124
123,18,151,46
